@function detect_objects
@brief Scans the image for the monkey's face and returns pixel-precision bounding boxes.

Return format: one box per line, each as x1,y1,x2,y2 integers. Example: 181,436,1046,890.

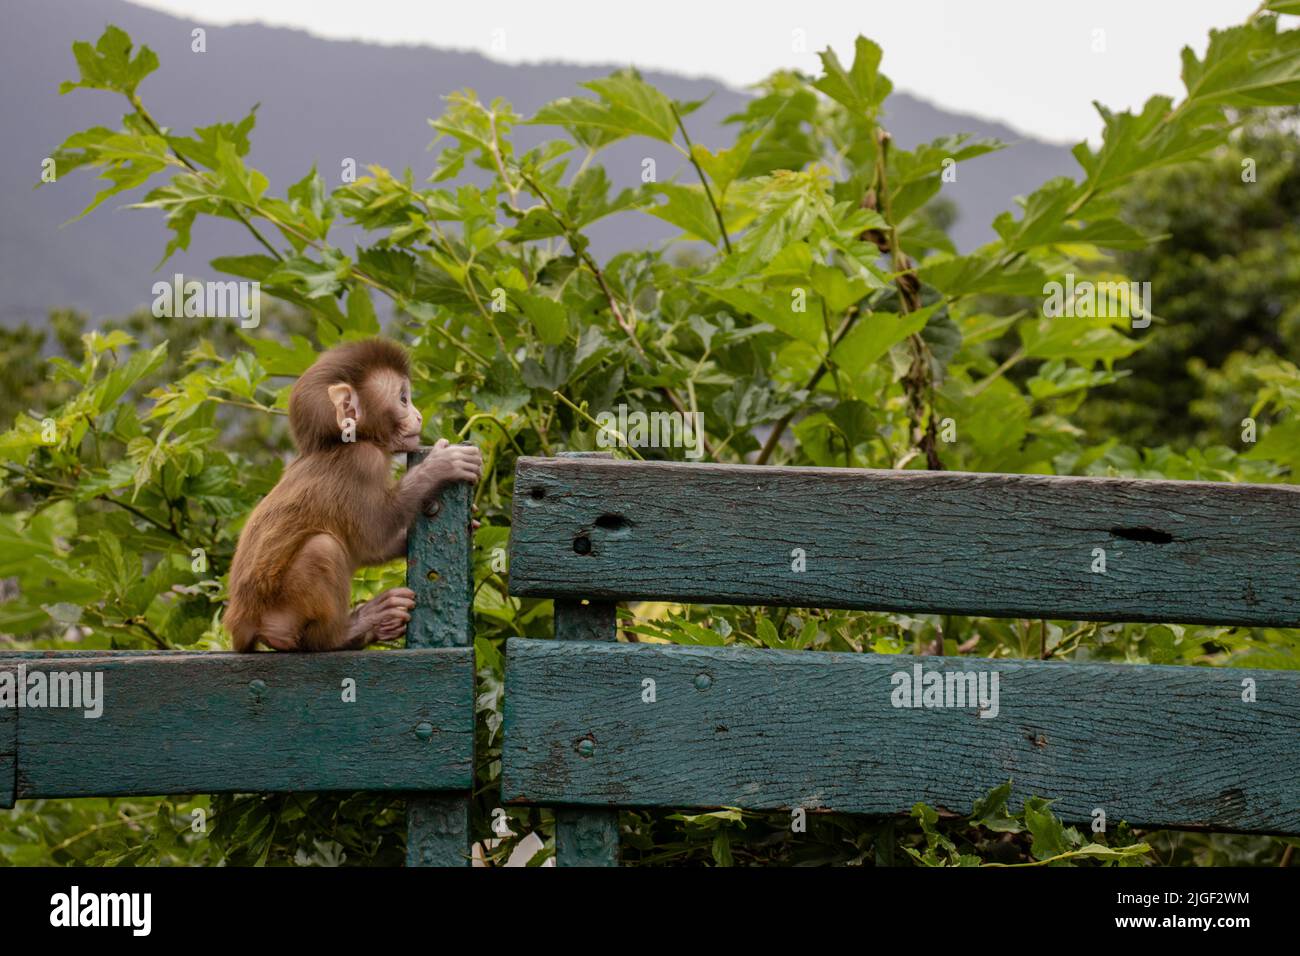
329,369,422,452
370,370,424,453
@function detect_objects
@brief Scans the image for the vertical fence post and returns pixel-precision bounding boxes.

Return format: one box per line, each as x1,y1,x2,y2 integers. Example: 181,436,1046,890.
552,451,620,866
404,446,475,867
1,663,15,810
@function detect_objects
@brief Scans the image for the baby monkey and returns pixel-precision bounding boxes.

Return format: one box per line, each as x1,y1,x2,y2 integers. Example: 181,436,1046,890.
225,338,482,651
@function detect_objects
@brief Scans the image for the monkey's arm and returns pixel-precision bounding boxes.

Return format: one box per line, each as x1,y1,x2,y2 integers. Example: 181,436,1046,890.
385,445,481,537
379,528,407,562
344,608,375,649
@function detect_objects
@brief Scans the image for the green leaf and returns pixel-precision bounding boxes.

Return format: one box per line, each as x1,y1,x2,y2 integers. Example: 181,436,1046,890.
970,780,1022,833
1018,315,1143,365
264,251,350,300
1180,17,1300,109
707,286,823,346
690,129,760,198
530,70,678,147
646,183,721,244
210,254,279,281
1071,96,1226,202
51,128,170,221
1024,798,1072,861
993,177,1156,252
813,36,892,118
95,342,168,411
831,305,933,369
60,26,159,97
166,109,259,167
505,206,568,243
344,287,381,334
512,291,569,345
711,830,734,866
810,262,873,313
565,165,643,228
919,254,1047,297
242,334,318,376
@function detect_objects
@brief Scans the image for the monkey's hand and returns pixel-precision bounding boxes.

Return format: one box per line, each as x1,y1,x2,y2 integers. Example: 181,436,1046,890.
392,441,483,531
346,587,416,647
420,439,483,489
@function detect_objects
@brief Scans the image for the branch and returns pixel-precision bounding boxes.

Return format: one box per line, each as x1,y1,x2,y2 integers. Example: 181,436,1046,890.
516,166,718,460
755,306,863,465
128,93,285,263
671,101,733,254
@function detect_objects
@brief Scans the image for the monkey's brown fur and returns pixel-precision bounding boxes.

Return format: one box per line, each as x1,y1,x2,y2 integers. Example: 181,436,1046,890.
224,338,481,652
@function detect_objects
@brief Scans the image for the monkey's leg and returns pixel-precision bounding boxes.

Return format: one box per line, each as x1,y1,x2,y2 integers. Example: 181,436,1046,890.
258,608,307,651
283,533,354,651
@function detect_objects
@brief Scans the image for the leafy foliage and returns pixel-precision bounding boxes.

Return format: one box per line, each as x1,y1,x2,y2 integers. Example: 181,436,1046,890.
4,8,1300,865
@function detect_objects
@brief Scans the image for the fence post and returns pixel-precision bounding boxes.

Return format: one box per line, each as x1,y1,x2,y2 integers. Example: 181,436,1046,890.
552,451,620,866
404,446,475,867
1,663,15,810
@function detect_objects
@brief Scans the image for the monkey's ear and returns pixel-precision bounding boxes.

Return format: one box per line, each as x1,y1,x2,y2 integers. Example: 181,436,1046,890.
327,383,360,428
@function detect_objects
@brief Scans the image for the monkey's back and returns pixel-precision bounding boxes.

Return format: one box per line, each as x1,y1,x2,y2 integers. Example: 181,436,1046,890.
223,445,395,650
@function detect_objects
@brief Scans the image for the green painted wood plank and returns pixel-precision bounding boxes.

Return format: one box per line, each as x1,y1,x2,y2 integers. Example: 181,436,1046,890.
552,596,620,867
13,649,473,798
406,798,470,866
0,650,192,658
0,665,14,809
406,448,474,650
404,447,475,867
545,451,621,867
555,805,620,864
502,639,1300,834
508,457,1300,626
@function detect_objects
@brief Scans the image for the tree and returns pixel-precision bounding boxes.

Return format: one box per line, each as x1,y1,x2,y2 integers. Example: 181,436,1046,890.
1076,108,1300,449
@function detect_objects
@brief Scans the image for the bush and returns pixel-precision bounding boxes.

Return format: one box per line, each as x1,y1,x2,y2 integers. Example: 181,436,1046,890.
4,9,1300,865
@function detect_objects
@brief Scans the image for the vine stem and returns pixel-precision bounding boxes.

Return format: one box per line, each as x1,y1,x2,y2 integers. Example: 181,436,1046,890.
133,91,495,372
457,412,528,458
982,844,1150,867
671,101,733,254
874,129,942,471
48,810,148,853
551,391,645,461
128,94,285,263
755,306,862,465
515,166,717,460
3,463,184,541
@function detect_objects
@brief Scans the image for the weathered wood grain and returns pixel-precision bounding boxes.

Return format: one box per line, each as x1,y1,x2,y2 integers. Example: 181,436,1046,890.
502,639,1300,833
544,452,621,867
404,447,475,867
552,593,621,866
406,448,475,650
508,457,1300,626
1,665,14,809
7,649,473,798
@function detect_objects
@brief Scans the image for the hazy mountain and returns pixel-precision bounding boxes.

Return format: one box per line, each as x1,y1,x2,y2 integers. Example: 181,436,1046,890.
0,0,1078,326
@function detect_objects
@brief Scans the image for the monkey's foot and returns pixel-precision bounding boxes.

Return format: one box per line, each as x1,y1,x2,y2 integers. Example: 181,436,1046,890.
347,588,417,647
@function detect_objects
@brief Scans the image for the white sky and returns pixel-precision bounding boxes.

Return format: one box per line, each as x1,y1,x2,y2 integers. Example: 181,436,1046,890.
131,0,1268,144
